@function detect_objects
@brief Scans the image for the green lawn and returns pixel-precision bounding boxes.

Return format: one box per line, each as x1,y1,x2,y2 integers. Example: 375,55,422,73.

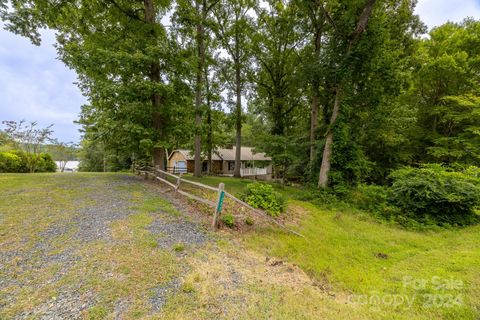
183,173,304,197
184,175,480,319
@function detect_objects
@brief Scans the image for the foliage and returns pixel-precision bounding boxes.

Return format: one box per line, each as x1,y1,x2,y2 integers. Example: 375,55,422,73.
1,120,55,172
2,1,480,228
0,151,23,173
242,182,286,216
349,184,397,220
388,165,480,226
36,153,57,172
0,150,55,173
220,213,235,228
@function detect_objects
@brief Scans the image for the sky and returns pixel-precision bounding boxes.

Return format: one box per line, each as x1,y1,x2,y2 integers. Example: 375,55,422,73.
1,0,479,143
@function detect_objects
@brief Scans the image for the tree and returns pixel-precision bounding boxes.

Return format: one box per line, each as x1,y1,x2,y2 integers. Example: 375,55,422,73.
212,0,255,177
2,0,173,170
174,0,219,177
48,141,77,172
413,19,480,165
2,120,54,172
251,0,305,181
317,0,377,188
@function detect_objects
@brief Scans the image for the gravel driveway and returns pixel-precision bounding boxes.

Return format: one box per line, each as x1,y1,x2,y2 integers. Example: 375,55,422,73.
0,174,209,319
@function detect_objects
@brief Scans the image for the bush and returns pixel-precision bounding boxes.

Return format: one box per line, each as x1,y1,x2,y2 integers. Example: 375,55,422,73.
350,184,398,220
36,153,57,172
0,152,22,172
221,214,235,228
388,165,480,226
242,182,286,216
0,150,56,173
8,150,29,172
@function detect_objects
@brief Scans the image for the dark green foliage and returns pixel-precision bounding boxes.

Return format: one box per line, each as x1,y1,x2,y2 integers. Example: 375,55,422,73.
36,153,56,172
388,165,480,226
242,182,286,216
350,184,396,220
220,214,235,228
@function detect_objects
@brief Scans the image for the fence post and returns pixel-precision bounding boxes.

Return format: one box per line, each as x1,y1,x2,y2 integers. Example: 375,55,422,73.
212,183,225,229
176,173,182,191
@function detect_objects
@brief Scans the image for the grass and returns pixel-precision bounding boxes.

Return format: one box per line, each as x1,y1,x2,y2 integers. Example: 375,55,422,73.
183,173,303,198
179,175,480,319
1,173,479,319
245,203,480,319
0,173,180,318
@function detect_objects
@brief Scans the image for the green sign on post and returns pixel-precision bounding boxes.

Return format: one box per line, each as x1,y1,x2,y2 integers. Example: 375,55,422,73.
216,190,225,213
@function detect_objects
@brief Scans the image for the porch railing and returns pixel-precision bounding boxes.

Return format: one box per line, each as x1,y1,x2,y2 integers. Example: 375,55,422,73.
240,167,267,176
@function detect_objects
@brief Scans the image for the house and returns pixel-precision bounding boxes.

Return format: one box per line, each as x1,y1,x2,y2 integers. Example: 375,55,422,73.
167,147,272,178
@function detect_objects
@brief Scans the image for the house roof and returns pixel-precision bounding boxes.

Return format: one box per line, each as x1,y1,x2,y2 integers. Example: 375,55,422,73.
169,147,271,161
216,147,271,161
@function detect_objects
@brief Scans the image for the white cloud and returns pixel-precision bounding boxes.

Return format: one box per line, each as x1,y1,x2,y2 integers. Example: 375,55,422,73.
0,26,86,143
415,0,480,30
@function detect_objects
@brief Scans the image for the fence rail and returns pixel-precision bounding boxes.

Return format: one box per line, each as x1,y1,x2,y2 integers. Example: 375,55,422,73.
134,165,303,237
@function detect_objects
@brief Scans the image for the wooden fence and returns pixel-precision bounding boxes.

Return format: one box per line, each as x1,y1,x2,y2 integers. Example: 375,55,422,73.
134,165,303,237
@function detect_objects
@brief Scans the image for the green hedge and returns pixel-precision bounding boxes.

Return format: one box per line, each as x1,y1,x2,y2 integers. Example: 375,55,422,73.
0,150,56,173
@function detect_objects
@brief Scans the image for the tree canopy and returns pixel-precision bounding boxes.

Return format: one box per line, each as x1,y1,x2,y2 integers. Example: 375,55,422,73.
2,0,479,188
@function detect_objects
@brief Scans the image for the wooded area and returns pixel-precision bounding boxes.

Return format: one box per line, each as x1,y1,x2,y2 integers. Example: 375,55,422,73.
1,0,479,188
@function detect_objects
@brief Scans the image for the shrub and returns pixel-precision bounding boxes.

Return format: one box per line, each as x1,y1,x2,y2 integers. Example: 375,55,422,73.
350,184,398,220
8,150,28,172
0,150,56,173
0,152,22,172
221,214,235,228
242,182,286,216
388,165,480,226
36,153,57,172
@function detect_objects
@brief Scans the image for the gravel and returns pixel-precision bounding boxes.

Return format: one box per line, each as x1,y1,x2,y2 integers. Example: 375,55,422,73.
149,216,208,249
149,278,182,312
1,174,209,319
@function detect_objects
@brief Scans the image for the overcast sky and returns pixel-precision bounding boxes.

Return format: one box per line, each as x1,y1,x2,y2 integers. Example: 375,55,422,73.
1,0,479,143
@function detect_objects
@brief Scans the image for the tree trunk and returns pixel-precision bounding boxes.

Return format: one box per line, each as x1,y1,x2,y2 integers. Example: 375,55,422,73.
310,89,319,162
309,17,323,164
194,0,206,177
318,87,341,188
144,0,165,170
205,65,212,174
317,0,376,188
233,59,242,178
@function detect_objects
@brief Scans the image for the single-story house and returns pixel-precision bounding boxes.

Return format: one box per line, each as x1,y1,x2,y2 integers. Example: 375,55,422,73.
167,147,272,178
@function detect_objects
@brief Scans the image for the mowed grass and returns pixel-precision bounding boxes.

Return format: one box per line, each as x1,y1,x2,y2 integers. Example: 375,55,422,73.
183,175,480,319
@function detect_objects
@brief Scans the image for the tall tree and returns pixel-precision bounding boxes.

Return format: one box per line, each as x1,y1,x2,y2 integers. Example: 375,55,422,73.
251,0,305,181
2,0,173,169
212,0,255,177
317,0,377,188
413,19,480,165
